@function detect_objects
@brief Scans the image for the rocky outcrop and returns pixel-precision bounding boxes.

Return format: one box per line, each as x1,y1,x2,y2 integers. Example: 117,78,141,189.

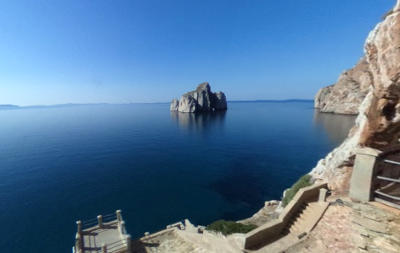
170,82,227,113
315,58,372,115
312,1,400,184
170,99,179,111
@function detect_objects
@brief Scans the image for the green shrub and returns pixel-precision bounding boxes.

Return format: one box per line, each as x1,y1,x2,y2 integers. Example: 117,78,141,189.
281,174,312,207
206,220,257,235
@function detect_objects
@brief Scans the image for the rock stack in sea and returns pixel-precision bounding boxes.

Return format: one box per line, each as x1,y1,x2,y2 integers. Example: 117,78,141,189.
170,82,227,113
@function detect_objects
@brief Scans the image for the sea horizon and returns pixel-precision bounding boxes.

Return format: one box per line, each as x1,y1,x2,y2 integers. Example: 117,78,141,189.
0,99,315,110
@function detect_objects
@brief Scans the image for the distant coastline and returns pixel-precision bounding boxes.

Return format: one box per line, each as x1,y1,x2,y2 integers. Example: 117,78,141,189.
0,104,20,109
229,99,313,103
0,99,313,110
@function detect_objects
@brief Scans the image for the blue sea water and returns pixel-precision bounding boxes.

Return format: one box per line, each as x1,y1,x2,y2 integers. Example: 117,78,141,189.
0,102,355,252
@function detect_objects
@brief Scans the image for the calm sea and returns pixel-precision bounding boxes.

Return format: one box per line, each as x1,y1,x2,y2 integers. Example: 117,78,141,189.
0,102,355,252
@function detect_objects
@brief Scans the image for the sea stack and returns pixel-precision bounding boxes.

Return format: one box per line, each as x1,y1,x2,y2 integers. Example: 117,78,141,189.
170,82,227,113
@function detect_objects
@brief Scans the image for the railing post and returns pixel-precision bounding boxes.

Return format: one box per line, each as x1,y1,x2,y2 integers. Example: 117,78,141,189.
120,221,126,234
75,232,82,253
349,147,381,202
76,220,82,234
126,235,132,252
318,188,327,202
97,215,103,228
102,243,107,253
116,209,122,223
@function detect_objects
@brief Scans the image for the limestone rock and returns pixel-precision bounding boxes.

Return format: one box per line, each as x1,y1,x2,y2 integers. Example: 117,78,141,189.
312,0,400,181
315,58,372,115
213,92,228,110
170,99,179,111
170,82,228,113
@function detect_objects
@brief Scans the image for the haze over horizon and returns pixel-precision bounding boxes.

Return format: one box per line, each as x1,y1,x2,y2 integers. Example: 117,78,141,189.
0,0,394,106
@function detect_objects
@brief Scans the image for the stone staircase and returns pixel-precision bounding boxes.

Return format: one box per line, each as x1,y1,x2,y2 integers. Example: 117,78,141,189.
244,184,329,253
249,202,328,253
285,202,326,236
281,202,309,236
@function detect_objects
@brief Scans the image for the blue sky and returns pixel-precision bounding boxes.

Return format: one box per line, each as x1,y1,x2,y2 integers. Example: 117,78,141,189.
0,0,394,105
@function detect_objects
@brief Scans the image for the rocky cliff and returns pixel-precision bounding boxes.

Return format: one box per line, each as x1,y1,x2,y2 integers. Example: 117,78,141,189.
312,0,400,186
128,3,400,252
314,58,372,115
170,82,227,113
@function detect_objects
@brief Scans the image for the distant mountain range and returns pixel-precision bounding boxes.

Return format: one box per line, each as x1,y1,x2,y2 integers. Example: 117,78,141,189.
0,104,20,109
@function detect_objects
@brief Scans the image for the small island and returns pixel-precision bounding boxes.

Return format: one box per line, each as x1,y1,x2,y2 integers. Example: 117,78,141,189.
170,82,227,113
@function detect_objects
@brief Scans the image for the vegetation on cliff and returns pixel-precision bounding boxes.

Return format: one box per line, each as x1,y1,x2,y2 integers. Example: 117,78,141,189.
282,174,312,207
206,220,257,235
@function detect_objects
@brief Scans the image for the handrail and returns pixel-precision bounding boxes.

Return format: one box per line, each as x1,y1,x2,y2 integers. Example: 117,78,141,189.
81,212,118,229
82,217,98,223
383,159,400,166
81,212,117,223
376,176,400,183
375,190,400,201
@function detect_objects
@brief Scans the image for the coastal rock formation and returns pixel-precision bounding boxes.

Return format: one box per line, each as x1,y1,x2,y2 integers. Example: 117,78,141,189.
170,82,227,113
312,0,400,184
314,58,372,115
170,99,179,111
126,3,400,253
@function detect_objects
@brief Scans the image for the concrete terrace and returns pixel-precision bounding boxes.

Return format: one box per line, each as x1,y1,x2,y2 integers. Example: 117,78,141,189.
73,210,132,253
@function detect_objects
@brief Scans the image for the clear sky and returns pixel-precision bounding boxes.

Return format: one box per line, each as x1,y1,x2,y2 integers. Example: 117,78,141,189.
0,0,395,105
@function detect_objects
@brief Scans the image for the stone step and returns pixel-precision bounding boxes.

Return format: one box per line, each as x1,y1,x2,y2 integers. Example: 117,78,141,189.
289,224,301,234
289,205,321,234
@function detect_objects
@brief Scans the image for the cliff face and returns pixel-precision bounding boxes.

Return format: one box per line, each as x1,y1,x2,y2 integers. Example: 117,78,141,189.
361,2,400,149
312,1,400,186
315,58,372,115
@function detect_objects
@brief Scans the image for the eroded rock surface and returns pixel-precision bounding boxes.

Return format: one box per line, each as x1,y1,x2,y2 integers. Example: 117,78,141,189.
312,1,400,181
171,82,227,113
315,58,372,115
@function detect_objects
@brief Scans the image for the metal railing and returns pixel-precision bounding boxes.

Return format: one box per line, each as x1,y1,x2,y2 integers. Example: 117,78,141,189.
80,212,118,230
74,210,127,253
73,238,129,253
81,217,99,230
374,158,400,209
375,190,400,201
383,159,400,166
